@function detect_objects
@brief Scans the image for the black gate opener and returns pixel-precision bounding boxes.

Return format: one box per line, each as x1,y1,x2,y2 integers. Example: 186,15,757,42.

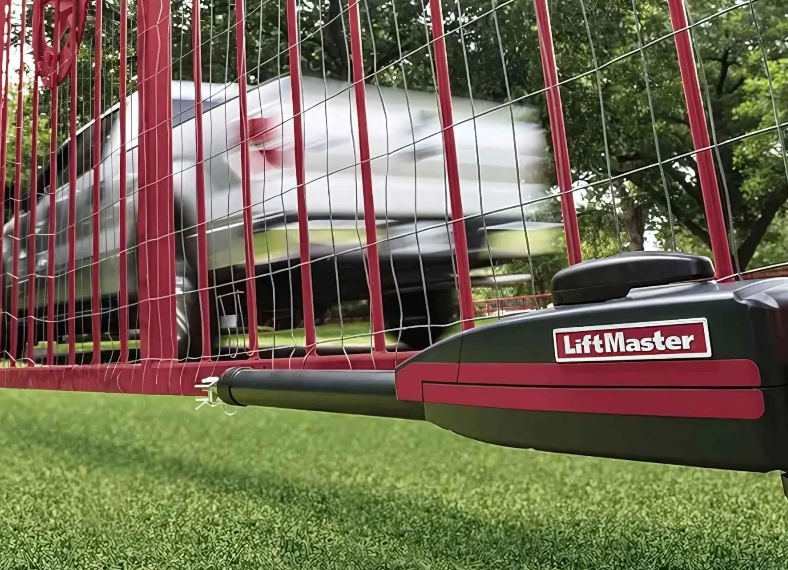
213,252,788,499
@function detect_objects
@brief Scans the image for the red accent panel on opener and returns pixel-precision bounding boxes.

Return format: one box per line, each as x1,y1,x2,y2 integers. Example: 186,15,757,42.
457,360,761,388
423,384,765,420
396,362,459,402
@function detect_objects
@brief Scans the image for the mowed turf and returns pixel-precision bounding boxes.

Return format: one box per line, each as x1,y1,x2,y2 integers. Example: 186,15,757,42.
0,389,787,569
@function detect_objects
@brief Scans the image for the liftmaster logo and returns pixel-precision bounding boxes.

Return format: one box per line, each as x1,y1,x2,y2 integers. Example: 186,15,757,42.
553,318,711,363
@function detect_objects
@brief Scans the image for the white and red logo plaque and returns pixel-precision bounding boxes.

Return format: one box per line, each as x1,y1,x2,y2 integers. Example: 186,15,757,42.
553,318,711,363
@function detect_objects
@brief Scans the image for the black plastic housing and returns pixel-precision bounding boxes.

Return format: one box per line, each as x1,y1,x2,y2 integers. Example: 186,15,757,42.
551,251,714,306
218,368,425,420
400,278,788,472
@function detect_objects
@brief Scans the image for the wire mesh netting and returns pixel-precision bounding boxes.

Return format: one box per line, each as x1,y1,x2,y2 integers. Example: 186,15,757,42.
0,0,784,392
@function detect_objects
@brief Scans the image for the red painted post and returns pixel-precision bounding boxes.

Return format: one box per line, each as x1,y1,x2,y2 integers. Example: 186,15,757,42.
67,63,78,365
1,352,417,394
44,8,61,365
118,0,129,361
192,0,211,359
26,76,40,362
46,94,57,365
234,0,260,356
91,0,104,363
9,0,28,365
285,0,316,348
137,0,177,361
347,0,385,352
427,0,475,330
0,0,11,354
533,0,582,266
667,0,733,278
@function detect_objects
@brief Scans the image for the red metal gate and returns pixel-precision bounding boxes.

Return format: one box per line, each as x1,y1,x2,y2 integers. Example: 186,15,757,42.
0,0,784,394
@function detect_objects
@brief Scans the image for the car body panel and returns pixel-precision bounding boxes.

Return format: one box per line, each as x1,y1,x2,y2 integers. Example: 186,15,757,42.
4,76,559,309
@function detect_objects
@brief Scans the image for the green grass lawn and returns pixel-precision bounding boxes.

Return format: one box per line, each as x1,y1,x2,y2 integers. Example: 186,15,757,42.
1,389,787,569
220,317,500,350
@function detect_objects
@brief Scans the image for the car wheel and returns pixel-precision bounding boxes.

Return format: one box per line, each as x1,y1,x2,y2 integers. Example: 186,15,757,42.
175,258,216,360
1,315,27,361
383,289,457,351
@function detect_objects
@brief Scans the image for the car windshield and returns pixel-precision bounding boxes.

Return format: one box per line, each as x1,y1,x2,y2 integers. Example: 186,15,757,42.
36,109,118,204
173,98,222,128
34,97,222,209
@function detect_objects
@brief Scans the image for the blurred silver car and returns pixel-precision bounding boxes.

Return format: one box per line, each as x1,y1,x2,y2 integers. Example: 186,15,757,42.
2,76,560,357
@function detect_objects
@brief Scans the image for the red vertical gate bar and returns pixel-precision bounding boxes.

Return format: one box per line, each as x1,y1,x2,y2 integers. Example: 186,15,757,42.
26,76,40,362
91,0,104,363
233,0,259,355
137,0,177,361
46,11,61,365
347,0,385,352
533,0,582,266
192,0,211,359
10,0,28,365
0,0,10,353
667,0,733,279
286,0,316,348
67,64,78,364
118,0,129,361
427,0,474,330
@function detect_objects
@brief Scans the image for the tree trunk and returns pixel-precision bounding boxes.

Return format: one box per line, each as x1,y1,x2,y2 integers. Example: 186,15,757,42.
620,194,646,251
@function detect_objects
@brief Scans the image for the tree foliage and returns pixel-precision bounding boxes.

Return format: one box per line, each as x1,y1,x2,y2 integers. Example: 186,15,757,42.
3,0,787,280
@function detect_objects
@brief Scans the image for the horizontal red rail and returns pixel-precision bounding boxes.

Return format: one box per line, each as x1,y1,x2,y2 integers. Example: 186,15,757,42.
395,359,762,403
1,353,417,396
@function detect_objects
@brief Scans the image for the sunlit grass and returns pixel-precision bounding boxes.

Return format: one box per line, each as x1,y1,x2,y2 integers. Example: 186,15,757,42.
0,389,787,569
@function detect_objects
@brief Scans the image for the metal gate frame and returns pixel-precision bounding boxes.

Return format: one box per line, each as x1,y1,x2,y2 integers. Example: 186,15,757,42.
0,0,734,395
